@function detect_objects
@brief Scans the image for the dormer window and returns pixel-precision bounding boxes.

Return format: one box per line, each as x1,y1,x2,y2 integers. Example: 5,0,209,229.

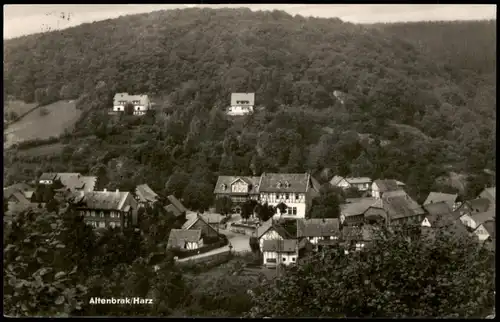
221,184,227,191
276,182,282,188
284,181,290,188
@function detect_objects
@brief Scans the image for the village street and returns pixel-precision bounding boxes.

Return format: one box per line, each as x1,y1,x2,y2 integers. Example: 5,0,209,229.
177,211,252,263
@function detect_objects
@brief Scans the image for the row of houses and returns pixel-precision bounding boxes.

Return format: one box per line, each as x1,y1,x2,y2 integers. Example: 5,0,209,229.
109,92,256,116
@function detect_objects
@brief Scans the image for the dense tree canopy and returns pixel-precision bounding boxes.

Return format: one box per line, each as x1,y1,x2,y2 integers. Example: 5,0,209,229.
3,10,495,201
247,225,495,318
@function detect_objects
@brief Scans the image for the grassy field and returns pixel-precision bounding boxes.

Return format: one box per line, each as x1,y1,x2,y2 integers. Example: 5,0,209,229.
4,100,38,118
4,100,81,148
15,142,66,157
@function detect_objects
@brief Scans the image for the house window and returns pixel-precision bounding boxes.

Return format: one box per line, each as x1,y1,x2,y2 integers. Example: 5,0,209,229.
109,222,115,228
295,194,300,200
287,207,292,215
115,222,121,227
100,212,104,218
282,258,286,262
292,257,296,262
117,213,121,219
285,193,289,200
117,107,121,111
293,207,297,215
276,194,280,199
98,222,105,228
110,213,115,218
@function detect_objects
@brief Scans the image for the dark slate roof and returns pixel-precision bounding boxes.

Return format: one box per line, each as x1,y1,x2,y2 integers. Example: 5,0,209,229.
373,179,401,192
482,220,496,239
341,198,377,217
213,176,261,194
165,204,182,217
297,218,341,238
384,194,425,220
472,208,496,226
76,191,132,211
423,202,460,227
181,215,213,231
424,192,458,209
257,219,293,239
167,229,202,248
466,198,491,213
262,239,298,253
259,173,314,193
135,184,159,203
4,183,33,199
39,172,58,181
424,201,453,216
9,191,30,204
167,195,187,213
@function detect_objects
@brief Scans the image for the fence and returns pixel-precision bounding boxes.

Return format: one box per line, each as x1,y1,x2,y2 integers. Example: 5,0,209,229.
177,250,232,269
230,223,257,236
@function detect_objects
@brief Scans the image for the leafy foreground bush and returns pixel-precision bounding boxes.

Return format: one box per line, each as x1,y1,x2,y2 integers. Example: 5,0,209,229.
247,226,495,318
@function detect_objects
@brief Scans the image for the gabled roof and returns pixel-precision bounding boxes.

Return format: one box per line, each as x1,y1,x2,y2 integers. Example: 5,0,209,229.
4,183,33,199
259,173,316,193
76,191,133,211
231,92,255,106
167,229,202,248
39,173,58,181
9,191,30,205
165,204,183,217
113,92,149,106
341,198,377,217
181,214,214,231
135,184,159,203
262,239,298,253
383,194,425,220
331,176,372,186
481,187,496,201
466,198,491,213
167,195,187,213
213,176,261,194
257,219,293,239
424,192,458,209
423,202,461,227
373,179,401,192
329,175,345,186
297,218,341,238
80,176,97,192
471,208,495,226
481,220,496,239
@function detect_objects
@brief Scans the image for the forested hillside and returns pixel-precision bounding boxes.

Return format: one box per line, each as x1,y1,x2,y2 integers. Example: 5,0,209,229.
3,8,496,202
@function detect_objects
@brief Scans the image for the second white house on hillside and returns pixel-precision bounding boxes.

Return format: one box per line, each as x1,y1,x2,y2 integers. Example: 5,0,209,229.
330,176,372,192
228,92,254,116
112,92,151,115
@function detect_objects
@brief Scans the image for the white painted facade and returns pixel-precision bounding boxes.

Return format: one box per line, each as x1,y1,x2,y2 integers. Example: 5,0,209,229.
231,179,249,193
227,105,254,116
185,239,204,250
371,182,381,199
263,250,298,267
39,179,54,185
421,217,431,227
474,224,491,242
260,192,307,219
259,229,284,251
112,93,151,116
460,214,477,230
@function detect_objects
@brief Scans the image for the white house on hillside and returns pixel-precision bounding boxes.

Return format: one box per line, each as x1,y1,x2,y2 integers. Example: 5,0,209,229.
228,92,254,116
112,93,151,115
371,179,405,199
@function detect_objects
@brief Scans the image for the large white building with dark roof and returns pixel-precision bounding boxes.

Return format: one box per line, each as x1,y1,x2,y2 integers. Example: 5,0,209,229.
112,92,151,115
214,172,321,219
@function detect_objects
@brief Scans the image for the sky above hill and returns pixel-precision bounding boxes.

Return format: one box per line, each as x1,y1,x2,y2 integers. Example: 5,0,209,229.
4,4,497,39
